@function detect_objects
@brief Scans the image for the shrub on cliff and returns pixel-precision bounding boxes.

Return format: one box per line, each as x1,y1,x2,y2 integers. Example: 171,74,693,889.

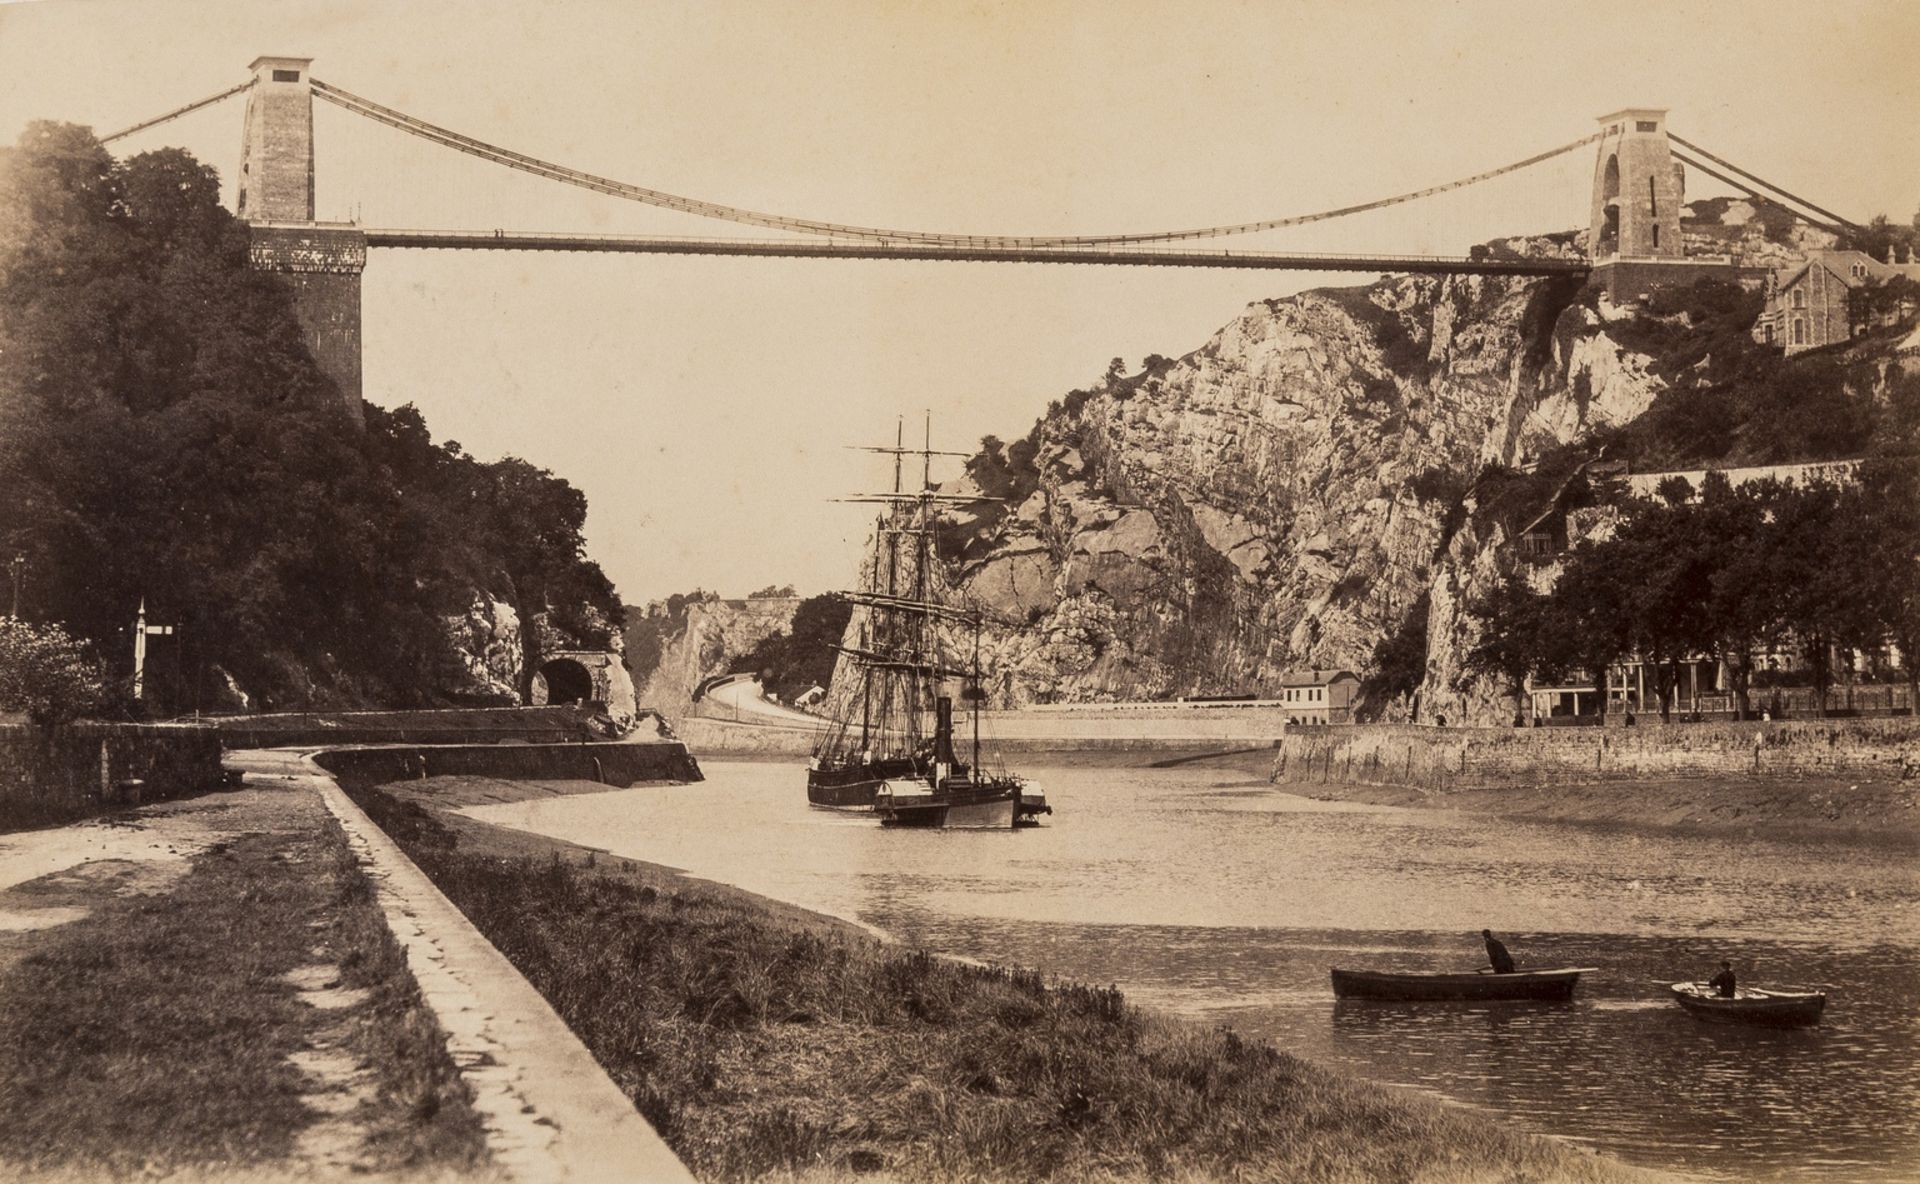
1608,277,1898,469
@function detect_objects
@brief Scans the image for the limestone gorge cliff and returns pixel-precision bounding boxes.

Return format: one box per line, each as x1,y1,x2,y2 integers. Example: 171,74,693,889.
627,597,801,720
940,255,1669,722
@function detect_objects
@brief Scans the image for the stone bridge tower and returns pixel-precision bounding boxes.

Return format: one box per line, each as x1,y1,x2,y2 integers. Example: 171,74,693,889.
239,56,366,425
1588,108,1684,261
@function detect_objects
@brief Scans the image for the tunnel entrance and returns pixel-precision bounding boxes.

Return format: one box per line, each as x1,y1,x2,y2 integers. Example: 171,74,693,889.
538,657,595,705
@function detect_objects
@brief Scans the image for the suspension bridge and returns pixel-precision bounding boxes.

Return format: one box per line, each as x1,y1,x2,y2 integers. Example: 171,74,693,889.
97,56,1864,420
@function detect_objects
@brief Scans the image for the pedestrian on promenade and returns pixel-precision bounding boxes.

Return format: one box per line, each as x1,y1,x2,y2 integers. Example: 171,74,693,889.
1482,929,1516,974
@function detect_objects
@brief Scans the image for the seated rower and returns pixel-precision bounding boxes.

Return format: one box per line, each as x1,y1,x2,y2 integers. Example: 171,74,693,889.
1482,929,1517,974
1708,960,1737,998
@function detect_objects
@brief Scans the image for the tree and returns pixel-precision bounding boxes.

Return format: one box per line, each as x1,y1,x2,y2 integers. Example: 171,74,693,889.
730,593,853,704
1463,573,1549,721
474,458,617,702
1762,482,1881,717
0,125,626,712
1610,495,1718,720
1538,542,1634,719
1854,383,1920,713
0,618,107,725
1844,211,1920,264
1860,474,1920,714
1360,591,1429,719
1699,474,1777,719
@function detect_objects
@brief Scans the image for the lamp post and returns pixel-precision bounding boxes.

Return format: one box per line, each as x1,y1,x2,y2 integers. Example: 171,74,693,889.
6,554,23,618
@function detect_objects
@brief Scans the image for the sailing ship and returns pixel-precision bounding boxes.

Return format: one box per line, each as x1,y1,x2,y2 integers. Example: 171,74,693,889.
806,418,1050,830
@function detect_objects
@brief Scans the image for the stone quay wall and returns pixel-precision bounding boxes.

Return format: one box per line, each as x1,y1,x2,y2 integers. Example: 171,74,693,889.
312,740,703,790
677,707,1291,758
676,718,818,756
208,705,660,749
0,722,223,831
1273,718,1920,790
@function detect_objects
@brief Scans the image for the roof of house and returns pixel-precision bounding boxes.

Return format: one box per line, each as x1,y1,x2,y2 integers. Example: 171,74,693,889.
1279,669,1359,688
1773,250,1920,295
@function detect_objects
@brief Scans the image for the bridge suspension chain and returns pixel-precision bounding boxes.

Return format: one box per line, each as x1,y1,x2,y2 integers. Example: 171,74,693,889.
311,78,1599,248
1668,135,1862,234
100,81,253,144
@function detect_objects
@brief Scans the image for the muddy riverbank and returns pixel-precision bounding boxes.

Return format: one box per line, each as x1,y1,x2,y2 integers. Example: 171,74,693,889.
1272,770,1920,848
357,772,1665,1183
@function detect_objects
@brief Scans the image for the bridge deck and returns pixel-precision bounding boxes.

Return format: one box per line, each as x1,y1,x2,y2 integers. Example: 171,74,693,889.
359,228,1593,276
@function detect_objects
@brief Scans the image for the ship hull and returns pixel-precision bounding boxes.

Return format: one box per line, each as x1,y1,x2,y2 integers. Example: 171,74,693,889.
807,758,920,809
876,781,1020,830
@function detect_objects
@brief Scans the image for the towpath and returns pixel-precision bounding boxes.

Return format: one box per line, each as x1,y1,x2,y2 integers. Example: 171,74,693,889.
0,751,693,1183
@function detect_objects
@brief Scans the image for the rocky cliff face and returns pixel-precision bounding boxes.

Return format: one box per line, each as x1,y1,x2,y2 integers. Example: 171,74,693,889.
444,594,523,703
940,251,1677,721
629,598,799,721
442,594,636,711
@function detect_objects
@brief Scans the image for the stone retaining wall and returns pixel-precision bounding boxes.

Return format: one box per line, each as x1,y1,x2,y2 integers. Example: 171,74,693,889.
677,703,1294,757
210,705,609,749
311,741,703,789
676,718,817,756
0,722,223,830
678,716,1271,760
1273,718,1920,789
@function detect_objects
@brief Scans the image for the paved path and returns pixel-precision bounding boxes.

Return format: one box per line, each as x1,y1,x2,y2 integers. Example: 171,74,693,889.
702,674,826,728
235,750,696,1184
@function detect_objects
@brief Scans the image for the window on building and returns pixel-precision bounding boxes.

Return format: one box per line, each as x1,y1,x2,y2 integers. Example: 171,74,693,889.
1637,120,1659,132
1648,176,1658,217
1652,225,1660,248
272,69,301,82
1793,318,1806,345
1763,323,1775,344
1793,289,1806,309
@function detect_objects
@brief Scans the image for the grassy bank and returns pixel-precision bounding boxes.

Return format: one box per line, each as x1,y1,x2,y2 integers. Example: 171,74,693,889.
355,778,1660,1183
0,791,491,1180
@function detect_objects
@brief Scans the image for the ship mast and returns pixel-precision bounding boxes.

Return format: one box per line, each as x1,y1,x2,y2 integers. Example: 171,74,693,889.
829,417,991,769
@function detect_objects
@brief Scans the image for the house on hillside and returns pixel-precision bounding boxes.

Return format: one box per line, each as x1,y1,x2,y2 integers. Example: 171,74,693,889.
1752,248,1920,354
1279,670,1360,725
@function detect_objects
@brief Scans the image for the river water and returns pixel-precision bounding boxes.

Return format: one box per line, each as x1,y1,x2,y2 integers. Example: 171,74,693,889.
464,760,1920,1182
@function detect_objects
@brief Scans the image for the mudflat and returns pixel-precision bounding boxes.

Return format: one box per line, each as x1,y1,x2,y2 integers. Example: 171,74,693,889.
1276,772,1920,848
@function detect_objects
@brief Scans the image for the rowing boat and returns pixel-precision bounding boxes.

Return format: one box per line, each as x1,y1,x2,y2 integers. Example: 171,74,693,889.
1669,982,1826,1026
1330,966,1596,1001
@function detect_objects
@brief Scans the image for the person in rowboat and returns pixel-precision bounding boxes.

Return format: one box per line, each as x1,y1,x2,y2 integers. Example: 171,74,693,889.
1708,961,1737,998
1482,929,1516,974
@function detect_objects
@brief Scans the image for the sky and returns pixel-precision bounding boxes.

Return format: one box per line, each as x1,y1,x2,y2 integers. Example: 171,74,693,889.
2,0,1917,604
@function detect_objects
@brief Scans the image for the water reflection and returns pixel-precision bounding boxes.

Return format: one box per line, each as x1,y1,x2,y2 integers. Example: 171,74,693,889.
464,760,1920,1182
